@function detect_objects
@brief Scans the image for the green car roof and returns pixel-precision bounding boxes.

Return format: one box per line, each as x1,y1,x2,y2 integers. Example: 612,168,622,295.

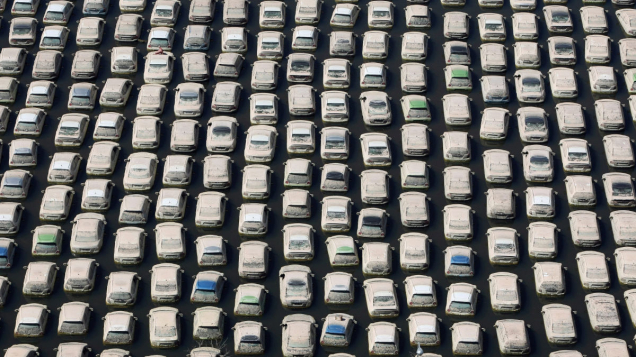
239,295,260,304
409,99,428,109
336,246,355,254
36,233,58,244
451,68,469,78
632,72,636,82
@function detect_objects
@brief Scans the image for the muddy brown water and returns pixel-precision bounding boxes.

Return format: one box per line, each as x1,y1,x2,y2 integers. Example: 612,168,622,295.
0,0,635,355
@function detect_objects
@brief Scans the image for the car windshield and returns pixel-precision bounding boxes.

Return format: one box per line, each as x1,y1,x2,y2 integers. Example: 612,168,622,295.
586,268,607,279
554,42,573,55
449,301,472,311
76,230,98,242
373,294,395,306
410,16,428,25
295,37,314,46
367,40,385,49
289,238,310,250
118,23,137,33
333,14,351,22
368,100,388,114
263,10,280,18
155,325,176,337
533,237,554,248
496,289,517,301
522,77,541,92
140,94,160,104
613,182,633,195
46,11,64,20
155,8,173,16
90,154,111,164
43,199,64,210
255,71,273,80
43,37,62,46
551,11,569,23
13,3,33,10
553,322,574,334
405,175,426,186
129,165,151,178
121,211,144,222
179,91,199,103
529,155,550,169
12,24,33,35
137,126,157,138
285,279,307,296
261,40,279,50
364,74,383,84
485,22,503,30
406,40,424,50
524,116,545,130
148,62,168,73
192,6,209,13
215,91,234,103
150,38,169,47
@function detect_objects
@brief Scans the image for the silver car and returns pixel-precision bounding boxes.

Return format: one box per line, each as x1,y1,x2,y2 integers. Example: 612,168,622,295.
611,211,636,246
26,80,56,109
132,116,162,149
114,14,143,41
148,307,181,348
206,116,238,153
401,63,427,93
547,36,576,65
194,193,226,229
443,12,469,39
361,30,389,60
118,194,151,224
150,263,182,302
360,91,391,125
477,13,506,41
192,310,225,342
23,261,58,296
286,53,315,83
76,18,105,43
86,141,120,176
441,131,471,163
617,9,636,36
619,38,636,66
360,169,389,204
443,204,473,241
329,31,355,57
533,262,565,296
220,27,248,53
580,6,608,34
105,271,140,306
69,214,106,255
39,185,74,221
544,5,573,33
481,75,509,103
251,60,279,90
360,132,391,166
223,0,247,25
137,85,167,116
279,265,313,308
233,321,266,355
33,50,63,80
588,66,618,94
444,245,475,277
526,186,556,219
259,1,285,28
542,304,576,345
143,52,175,84
556,102,586,135
244,125,277,163
443,167,472,201
494,320,530,355
214,53,243,79
155,188,188,221
202,155,232,189
528,222,558,259
67,83,98,110
0,48,27,76
586,293,621,333
517,107,548,143
614,248,636,285
8,138,38,168
147,27,176,51
320,127,350,160
291,26,319,51
242,164,272,200
110,47,138,75
325,236,358,267
320,163,349,192
295,0,321,24
238,203,270,236
367,1,394,29
596,339,629,357
281,189,312,218
595,99,625,131
113,227,146,265
162,155,194,187
184,25,212,50
249,93,278,124
257,31,284,60
15,305,49,338
401,32,428,62
486,189,515,220
39,26,70,50
286,120,316,154
480,43,507,72
363,278,399,318
399,192,429,227
559,139,591,172
100,78,133,108
9,18,38,46
14,108,46,137
548,68,578,98
585,35,611,64
511,12,539,40
103,311,135,345
181,52,210,82
480,108,509,140
577,251,610,289
234,283,267,316
282,223,314,261
446,283,479,316
123,152,159,191
513,41,541,68
451,322,482,355
398,233,430,271
320,91,350,123
514,69,545,103
522,145,554,182
321,196,352,232
238,241,270,279
170,119,201,152
564,175,596,206
323,58,351,89
404,275,436,308
488,272,521,312
0,78,18,105
150,0,181,26
443,41,470,66
603,173,636,208
211,81,241,113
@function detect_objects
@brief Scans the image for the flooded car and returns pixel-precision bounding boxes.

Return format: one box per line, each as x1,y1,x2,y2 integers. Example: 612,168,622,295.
57,302,91,335
404,275,436,308
192,307,225,341
488,272,521,312
323,271,355,304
